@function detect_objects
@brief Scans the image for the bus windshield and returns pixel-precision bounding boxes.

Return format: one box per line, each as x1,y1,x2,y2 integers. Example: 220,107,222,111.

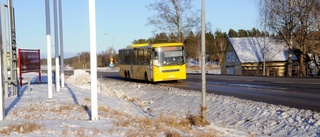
153,47,185,66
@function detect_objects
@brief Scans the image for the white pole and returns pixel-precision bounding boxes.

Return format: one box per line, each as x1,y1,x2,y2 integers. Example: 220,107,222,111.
53,0,60,91
263,1,267,76
0,55,3,120
58,0,65,88
0,10,4,120
1,5,8,98
201,0,207,120
0,56,3,120
0,6,4,121
45,0,53,99
88,0,98,121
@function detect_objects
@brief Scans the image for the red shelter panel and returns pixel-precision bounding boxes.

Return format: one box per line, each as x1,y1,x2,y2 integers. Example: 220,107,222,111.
18,49,41,86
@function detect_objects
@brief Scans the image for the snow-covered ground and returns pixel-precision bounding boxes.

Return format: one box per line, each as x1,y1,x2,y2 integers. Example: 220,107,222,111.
0,69,319,136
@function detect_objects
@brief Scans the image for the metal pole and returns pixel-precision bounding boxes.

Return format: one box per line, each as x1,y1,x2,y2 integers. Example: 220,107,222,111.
263,36,266,76
45,0,53,99
1,4,8,98
0,5,5,120
201,0,207,120
58,0,65,88
7,0,16,96
89,0,98,121
11,4,19,96
53,0,60,92
263,1,267,76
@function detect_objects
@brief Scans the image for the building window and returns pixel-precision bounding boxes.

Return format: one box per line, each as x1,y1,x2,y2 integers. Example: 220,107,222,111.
227,52,235,62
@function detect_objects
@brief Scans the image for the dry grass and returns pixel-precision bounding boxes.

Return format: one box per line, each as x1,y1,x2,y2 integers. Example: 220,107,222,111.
3,101,215,136
187,115,210,127
122,94,128,100
121,94,139,103
0,122,44,135
84,98,91,102
62,128,68,136
75,127,87,137
114,120,132,127
9,102,89,120
127,97,138,102
98,106,130,118
155,114,192,132
135,113,215,136
98,106,215,136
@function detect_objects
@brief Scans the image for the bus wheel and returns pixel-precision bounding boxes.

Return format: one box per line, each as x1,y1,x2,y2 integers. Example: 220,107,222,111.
127,71,131,81
124,71,128,80
144,73,149,83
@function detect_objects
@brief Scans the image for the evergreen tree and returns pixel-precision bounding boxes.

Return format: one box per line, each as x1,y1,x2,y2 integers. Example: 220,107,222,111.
206,31,218,62
154,33,169,43
228,29,238,37
238,29,248,37
184,31,198,59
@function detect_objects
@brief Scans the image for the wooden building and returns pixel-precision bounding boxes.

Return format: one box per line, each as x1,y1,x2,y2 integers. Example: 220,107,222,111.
221,37,299,76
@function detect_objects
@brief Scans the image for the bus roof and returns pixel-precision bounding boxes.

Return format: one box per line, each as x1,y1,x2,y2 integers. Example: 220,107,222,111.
151,43,183,47
130,43,183,48
119,43,184,51
130,43,149,48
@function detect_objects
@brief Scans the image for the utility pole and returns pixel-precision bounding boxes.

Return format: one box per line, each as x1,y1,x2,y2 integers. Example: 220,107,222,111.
7,0,18,96
59,0,65,88
201,0,207,122
45,0,53,99
88,0,98,121
263,1,267,76
54,0,60,92
0,5,4,120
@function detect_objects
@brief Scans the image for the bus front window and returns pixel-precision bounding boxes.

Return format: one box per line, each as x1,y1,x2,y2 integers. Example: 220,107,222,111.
153,50,184,66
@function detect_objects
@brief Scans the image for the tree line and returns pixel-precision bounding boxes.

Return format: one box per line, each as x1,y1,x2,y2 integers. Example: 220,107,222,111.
132,28,269,65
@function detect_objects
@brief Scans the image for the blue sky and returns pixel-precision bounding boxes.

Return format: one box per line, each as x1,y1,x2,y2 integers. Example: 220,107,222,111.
2,0,259,58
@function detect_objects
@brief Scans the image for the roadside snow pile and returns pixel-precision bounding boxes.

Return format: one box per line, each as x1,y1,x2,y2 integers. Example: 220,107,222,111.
97,67,119,72
66,69,100,90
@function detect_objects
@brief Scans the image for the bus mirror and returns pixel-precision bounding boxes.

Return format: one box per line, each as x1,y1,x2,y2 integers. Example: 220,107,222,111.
153,59,159,66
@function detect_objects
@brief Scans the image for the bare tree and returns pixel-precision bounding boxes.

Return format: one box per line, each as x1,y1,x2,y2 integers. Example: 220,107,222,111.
260,0,320,77
294,0,319,76
260,0,300,77
147,0,199,42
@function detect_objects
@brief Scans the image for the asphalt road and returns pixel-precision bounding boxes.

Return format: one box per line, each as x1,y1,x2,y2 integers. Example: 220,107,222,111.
99,72,320,112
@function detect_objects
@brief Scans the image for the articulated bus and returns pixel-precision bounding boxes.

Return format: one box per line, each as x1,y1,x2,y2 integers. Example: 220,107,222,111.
118,43,186,82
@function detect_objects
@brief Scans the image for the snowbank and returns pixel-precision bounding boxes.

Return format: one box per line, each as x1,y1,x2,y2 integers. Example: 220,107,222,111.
66,70,320,136
0,71,319,136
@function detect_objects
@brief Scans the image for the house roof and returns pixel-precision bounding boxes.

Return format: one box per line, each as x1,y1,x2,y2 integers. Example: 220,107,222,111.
228,37,298,63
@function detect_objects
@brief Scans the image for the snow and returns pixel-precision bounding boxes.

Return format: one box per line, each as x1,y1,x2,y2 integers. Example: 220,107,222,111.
1,69,319,136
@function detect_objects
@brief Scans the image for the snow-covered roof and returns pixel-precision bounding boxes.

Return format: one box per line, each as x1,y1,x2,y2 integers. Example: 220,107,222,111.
228,37,298,63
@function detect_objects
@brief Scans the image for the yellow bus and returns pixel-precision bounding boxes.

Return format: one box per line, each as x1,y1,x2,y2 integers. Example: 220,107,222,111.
118,43,186,82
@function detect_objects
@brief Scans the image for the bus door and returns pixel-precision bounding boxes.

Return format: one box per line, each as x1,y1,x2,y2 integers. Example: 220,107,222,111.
149,49,153,81
130,50,134,75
